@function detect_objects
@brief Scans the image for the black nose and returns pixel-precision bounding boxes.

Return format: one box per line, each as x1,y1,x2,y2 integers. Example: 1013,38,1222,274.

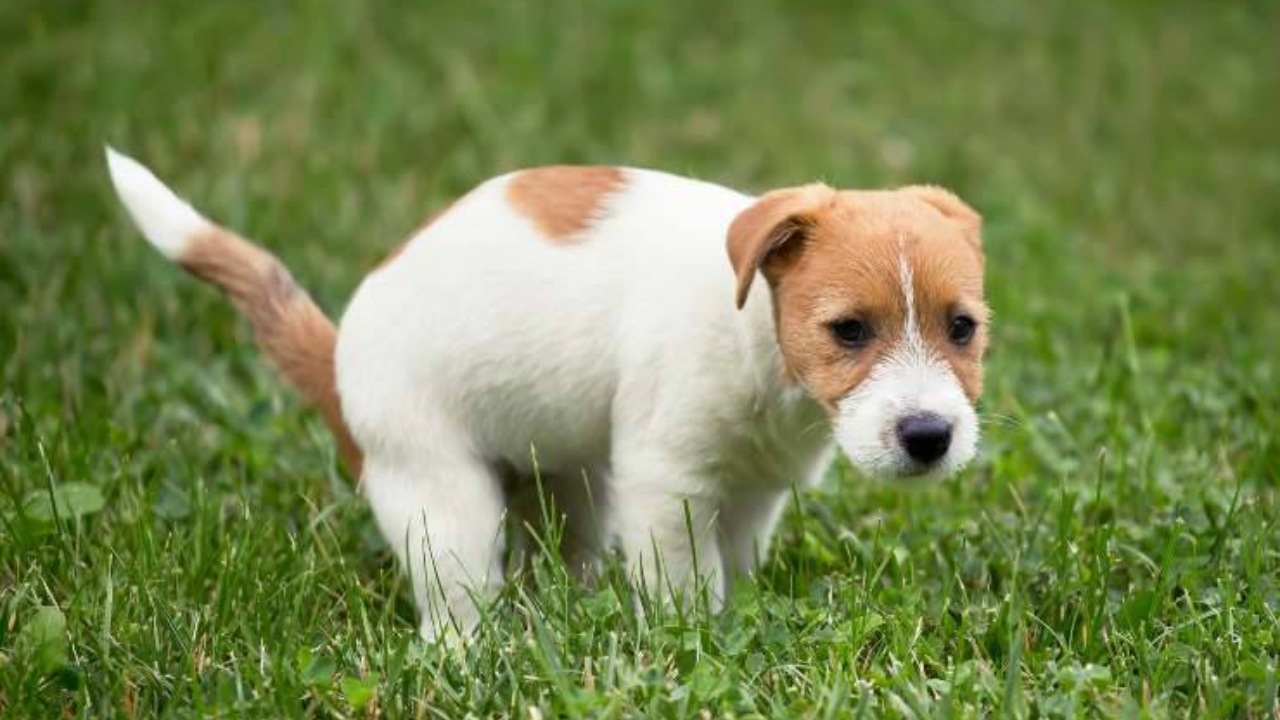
896,412,952,464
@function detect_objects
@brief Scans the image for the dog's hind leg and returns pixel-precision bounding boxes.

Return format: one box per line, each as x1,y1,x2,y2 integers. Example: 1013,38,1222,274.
363,447,506,642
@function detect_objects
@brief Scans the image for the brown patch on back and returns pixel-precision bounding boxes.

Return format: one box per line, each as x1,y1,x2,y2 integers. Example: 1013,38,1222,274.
180,227,364,476
730,186,988,410
505,166,625,242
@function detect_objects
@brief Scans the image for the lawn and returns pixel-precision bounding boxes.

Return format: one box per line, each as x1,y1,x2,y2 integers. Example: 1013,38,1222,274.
3,0,1279,716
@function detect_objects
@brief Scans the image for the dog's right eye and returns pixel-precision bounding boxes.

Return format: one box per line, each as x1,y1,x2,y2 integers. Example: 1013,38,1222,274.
830,318,872,348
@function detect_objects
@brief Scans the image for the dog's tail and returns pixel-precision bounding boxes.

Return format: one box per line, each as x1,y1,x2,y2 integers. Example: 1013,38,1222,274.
104,147,363,476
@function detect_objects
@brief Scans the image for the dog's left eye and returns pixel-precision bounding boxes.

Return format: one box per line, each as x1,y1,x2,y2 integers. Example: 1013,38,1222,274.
948,315,977,345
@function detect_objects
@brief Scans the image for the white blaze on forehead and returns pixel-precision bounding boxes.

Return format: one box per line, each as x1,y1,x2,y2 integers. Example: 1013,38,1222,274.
895,245,933,364
898,249,919,338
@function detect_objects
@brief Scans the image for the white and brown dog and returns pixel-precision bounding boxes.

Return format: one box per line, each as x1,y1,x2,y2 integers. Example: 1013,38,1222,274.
106,149,988,641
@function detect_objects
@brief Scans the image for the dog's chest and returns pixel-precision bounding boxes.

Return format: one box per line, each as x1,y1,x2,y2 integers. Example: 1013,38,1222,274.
715,386,834,490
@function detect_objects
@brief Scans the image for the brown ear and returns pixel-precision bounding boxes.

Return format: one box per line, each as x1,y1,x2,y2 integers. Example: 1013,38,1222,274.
901,185,982,249
727,183,835,308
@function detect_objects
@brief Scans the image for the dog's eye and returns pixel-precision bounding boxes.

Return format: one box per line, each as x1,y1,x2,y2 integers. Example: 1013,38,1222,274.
830,318,872,348
948,315,977,345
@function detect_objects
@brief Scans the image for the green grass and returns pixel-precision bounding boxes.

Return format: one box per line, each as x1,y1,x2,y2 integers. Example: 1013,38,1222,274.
3,0,1279,716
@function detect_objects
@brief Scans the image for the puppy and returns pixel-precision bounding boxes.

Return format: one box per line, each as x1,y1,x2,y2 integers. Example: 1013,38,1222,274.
106,149,988,641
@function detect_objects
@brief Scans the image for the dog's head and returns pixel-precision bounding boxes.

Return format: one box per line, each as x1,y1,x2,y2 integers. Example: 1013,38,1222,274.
729,183,988,480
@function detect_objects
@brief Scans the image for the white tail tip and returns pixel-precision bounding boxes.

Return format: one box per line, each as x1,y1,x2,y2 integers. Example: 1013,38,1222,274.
105,146,209,260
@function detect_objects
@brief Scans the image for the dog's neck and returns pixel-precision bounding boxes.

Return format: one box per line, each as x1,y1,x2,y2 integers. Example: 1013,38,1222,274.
741,283,805,397
718,286,834,490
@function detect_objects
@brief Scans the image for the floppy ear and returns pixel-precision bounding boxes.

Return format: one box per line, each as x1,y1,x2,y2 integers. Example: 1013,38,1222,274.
901,185,982,250
726,183,834,309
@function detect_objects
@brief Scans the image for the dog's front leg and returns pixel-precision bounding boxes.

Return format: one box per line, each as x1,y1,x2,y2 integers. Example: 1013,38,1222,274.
606,454,725,612
718,489,790,585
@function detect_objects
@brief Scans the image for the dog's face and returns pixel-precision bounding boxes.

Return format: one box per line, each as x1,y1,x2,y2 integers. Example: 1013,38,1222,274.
729,184,988,480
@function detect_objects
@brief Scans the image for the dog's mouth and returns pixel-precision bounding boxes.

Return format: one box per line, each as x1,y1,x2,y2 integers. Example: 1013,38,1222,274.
890,455,965,481
840,444,973,482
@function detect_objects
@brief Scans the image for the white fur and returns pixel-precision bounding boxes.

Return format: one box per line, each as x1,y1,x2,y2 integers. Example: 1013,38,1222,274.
104,147,208,259
832,250,978,479
336,169,837,640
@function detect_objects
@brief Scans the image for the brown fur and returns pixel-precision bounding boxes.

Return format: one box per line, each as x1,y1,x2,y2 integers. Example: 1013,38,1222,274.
506,166,625,241
180,228,364,476
729,186,987,411
726,183,837,308
904,214,988,400
901,185,983,250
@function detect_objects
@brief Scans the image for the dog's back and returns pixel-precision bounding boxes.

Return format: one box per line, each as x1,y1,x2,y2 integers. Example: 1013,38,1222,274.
336,167,764,475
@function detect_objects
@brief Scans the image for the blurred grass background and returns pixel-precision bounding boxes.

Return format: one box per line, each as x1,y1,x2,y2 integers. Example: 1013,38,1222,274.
2,0,1279,716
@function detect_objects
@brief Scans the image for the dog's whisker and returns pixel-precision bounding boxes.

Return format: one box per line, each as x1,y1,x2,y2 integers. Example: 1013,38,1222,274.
979,413,1021,429
797,419,829,440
